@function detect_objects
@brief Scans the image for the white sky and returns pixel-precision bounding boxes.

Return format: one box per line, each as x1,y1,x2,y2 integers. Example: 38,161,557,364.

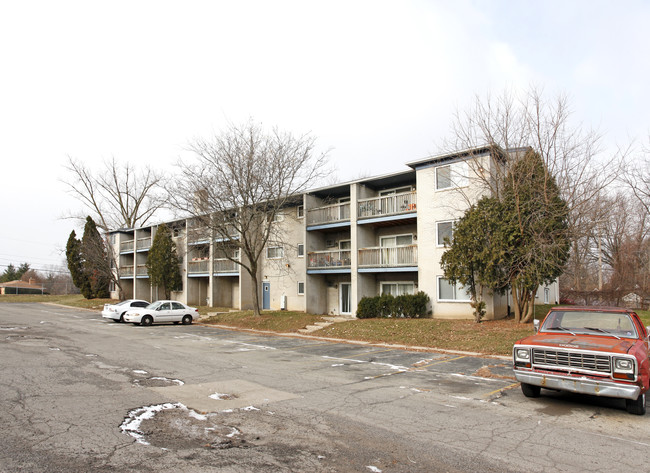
1,0,649,274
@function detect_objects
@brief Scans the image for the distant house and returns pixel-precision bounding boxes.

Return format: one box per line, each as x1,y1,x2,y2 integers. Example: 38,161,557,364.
0,279,44,295
622,292,642,309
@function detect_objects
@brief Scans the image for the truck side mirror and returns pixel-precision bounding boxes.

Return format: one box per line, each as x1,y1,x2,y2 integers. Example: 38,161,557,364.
534,319,540,333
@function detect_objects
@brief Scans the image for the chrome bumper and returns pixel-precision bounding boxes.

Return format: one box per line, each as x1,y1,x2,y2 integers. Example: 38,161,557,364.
514,370,641,400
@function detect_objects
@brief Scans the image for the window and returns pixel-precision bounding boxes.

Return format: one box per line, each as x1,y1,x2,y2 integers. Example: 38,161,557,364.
437,277,471,301
381,282,415,296
172,302,185,310
297,205,304,218
297,243,305,257
544,287,550,304
298,282,305,295
435,162,468,190
267,246,284,259
379,186,413,196
436,221,454,247
109,281,115,292
380,234,413,247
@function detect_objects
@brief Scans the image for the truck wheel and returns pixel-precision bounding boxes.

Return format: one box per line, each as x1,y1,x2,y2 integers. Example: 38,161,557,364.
625,393,646,415
521,383,541,398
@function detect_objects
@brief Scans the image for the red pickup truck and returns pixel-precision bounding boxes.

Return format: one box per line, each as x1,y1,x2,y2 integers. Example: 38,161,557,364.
513,307,650,415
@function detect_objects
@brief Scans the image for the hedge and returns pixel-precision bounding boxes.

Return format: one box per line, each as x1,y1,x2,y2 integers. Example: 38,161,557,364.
356,292,430,318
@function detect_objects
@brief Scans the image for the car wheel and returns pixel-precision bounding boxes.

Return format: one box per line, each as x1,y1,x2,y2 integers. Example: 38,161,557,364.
182,315,193,325
119,313,126,323
141,315,154,327
625,393,646,415
112,318,121,323
521,383,541,398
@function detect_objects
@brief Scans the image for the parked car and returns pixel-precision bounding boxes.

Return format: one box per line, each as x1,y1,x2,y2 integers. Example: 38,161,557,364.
101,299,150,323
123,300,199,326
513,306,650,415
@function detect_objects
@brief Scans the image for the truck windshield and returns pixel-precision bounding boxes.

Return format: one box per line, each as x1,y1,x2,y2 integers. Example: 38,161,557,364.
541,311,638,339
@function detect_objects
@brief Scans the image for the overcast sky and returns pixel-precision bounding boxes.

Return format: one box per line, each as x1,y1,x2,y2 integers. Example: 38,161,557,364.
1,0,649,275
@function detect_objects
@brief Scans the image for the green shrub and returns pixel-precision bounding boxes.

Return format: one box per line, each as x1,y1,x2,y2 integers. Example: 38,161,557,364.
357,296,379,319
355,292,430,318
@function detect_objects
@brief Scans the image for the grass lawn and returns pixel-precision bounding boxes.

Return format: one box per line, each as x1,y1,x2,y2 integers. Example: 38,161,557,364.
0,294,114,311
202,311,326,333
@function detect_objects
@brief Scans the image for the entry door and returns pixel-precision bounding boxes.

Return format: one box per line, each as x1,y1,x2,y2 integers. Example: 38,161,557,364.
340,283,351,315
262,282,271,310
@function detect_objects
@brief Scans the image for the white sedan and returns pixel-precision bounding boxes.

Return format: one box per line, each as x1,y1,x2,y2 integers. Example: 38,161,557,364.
102,299,150,323
123,300,200,326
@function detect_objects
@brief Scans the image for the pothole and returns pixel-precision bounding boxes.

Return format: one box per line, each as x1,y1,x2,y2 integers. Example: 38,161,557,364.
121,403,250,449
134,377,185,387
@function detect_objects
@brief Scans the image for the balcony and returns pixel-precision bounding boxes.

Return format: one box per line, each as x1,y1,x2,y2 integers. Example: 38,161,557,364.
136,264,148,277
136,237,152,251
358,245,418,269
307,202,351,227
188,259,209,274
358,191,416,220
307,249,352,270
120,265,134,277
188,258,239,275
214,259,239,273
120,240,134,253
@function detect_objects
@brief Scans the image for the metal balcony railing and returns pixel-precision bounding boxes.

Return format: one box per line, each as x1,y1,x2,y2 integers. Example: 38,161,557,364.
307,202,351,226
358,245,418,268
136,264,148,276
188,260,210,274
214,259,239,273
358,191,417,219
120,265,134,277
307,249,352,269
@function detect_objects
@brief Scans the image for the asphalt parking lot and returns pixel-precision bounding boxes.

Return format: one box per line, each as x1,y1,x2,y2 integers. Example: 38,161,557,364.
2,303,649,473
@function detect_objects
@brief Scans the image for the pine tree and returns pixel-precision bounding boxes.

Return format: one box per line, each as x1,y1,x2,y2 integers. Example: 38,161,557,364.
66,230,91,297
81,216,110,299
146,224,182,299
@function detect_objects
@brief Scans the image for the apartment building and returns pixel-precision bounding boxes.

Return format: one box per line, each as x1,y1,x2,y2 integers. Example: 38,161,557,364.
108,146,559,320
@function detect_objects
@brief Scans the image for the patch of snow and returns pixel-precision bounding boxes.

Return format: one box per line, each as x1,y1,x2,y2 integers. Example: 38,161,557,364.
450,396,472,401
322,356,366,364
367,466,382,472
49,347,60,351
331,363,344,367
0,326,27,331
189,411,207,421
226,427,240,438
121,402,185,445
149,376,184,385
133,370,148,375
241,406,260,411
209,392,230,400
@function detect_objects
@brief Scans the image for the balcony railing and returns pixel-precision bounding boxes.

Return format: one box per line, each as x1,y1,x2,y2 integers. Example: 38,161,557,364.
188,260,209,274
120,240,134,252
307,249,352,269
358,191,417,219
120,265,134,277
188,259,239,274
136,264,148,276
214,259,239,273
136,237,152,250
307,202,351,226
358,245,418,268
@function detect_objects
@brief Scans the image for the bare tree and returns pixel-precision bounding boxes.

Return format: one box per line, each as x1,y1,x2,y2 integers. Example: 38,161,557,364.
62,157,167,232
62,157,167,299
442,87,626,321
169,120,329,315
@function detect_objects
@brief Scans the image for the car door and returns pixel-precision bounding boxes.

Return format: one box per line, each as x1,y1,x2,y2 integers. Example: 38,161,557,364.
170,302,186,322
154,302,172,323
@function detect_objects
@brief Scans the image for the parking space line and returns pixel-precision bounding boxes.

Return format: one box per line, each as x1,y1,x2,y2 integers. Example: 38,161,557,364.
417,356,466,369
482,382,520,398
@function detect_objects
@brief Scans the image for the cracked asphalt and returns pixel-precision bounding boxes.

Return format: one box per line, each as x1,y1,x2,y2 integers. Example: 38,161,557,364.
1,302,649,472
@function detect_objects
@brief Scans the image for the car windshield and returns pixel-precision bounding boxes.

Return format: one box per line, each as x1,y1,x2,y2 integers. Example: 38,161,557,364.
146,301,163,310
541,310,638,339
